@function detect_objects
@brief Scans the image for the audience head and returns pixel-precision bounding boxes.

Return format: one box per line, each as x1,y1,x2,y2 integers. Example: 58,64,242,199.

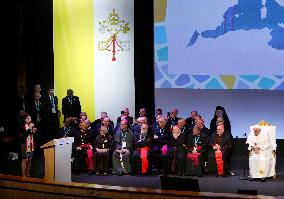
195,115,202,120
24,113,32,124
67,89,74,96
48,88,55,96
140,117,147,124
253,125,261,136
100,111,107,119
123,108,129,116
121,115,128,123
192,126,201,136
120,120,128,131
171,108,178,118
216,117,224,126
155,108,162,116
156,114,162,122
195,118,205,129
79,120,89,131
216,124,225,136
34,92,41,101
64,118,72,127
19,109,26,117
177,118,186,128
139,108,147,117
172,125,181,135
100,126,108,136
141,124,149,134
80,112,87,121
191,111,198,119
215,106,228,118
103,117,111,127
18,86,25,95
158,116,167,128
34,84,41,94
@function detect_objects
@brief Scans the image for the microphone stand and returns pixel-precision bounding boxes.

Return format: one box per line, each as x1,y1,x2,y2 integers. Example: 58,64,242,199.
239,133,248,180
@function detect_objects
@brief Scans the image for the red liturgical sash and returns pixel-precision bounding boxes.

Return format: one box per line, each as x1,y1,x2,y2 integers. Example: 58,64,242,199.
215,150,223,175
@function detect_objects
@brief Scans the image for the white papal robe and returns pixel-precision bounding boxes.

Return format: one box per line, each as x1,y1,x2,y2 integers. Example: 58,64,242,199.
247,131,273,179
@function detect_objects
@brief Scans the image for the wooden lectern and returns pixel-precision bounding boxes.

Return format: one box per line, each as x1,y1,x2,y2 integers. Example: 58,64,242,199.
41,137,74,182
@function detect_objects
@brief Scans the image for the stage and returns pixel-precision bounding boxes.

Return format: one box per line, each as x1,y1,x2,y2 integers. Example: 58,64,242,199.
1,139,284,197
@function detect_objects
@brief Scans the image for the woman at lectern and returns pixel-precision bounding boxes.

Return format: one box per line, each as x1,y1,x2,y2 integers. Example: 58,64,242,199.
19,113,37,177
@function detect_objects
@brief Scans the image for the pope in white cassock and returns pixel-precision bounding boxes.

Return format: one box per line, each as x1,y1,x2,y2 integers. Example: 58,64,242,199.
246,125,273,181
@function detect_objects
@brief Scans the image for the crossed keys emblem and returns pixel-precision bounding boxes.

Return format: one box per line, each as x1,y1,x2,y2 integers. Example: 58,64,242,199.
98,9,131,61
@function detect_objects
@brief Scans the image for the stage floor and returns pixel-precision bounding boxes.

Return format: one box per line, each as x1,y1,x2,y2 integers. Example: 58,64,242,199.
71,168,284,196
1,139,284,197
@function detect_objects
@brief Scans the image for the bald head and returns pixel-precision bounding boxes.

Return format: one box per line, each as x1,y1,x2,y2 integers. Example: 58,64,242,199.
141,124,149,134
172,125,181,134
158,116,167,128
178,118,186,128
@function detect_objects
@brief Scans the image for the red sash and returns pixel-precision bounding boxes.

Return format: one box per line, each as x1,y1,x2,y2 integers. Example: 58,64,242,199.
187,153,200,166
161,145,167,156
187,146,202,166
81,144,94,171
141,146,150,174
26,133,34,153
215,150,223,175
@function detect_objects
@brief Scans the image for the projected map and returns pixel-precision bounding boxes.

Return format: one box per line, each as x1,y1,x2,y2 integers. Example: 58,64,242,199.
154,0,284,89
187,0,284,51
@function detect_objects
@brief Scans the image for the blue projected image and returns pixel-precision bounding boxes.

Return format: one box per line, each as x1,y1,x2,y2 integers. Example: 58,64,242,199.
166,0,284,76
187,0,284,50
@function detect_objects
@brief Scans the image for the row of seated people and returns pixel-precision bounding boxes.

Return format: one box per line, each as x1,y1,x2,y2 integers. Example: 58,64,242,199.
65,116,232,177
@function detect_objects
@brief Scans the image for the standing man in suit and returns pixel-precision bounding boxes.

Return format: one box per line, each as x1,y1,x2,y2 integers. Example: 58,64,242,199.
62,89,81,120
27,92,49,146
44,88,60,130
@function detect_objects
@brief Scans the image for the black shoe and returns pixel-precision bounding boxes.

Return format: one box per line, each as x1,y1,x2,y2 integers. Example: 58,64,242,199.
117,172,123,176
261,177,266,182
88,170,94,175
73,170,80,175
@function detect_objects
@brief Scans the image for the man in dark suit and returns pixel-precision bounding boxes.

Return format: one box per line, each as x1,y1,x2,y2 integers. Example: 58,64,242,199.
16,86,27,112
44,88,60,130
27,92,49,146
62,89,81,120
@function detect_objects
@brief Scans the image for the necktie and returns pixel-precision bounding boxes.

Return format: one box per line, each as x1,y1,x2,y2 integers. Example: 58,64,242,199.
51,96,54,108
36,101,39,111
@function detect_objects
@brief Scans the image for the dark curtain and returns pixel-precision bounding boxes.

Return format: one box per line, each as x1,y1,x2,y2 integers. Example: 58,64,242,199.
1,1,20,131
22,0,53,98
134,0,155,121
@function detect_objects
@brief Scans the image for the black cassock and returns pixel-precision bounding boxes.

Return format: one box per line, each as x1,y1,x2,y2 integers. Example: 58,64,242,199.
185,133,208,176
132,132,153,174
166,133,186,175
72,129,95,173
94,133,113,174
207,131,232,176
152,126,170,171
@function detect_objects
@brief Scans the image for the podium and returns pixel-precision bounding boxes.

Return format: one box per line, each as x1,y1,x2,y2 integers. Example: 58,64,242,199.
41,137,74,182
